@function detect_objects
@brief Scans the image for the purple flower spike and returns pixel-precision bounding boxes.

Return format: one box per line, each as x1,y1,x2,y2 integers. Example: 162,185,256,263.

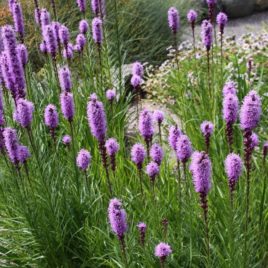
34,8,41,26
201,20,213,51
105,138,119,172
153,110,164,125
131,75,142,89
132,62,144,77
91,0,106,16
76,34,86,51
106,89,116,102
223,81,237,96
216,12,228,34
40,9,51,28
79,20,89,34
62,43,74,59
44,104,59,130
76,149,91,171
76,0,86,13
59,66,72,92
8,0,15,12
223,93,239,124
150,144,164,165
18,145,30,164
0,52,14,94
59,25,70,47
12,2,24,39
3,127,19,164
16,99,34,128
139,109,154,143
146,162,159,182
200,121,214,152
240,90,262,131
60,92,75,122
16,44,28,66
108,198,127,240
62,134,71,145
87,93,107,143
43,25,57,58
92,18,103,45
250,133,259,149
137,222,147,246
176,134,192,163
168,7,179,34
190,151,212,195
155,242,172,264
225,153,242,194
187,9,197,24
168,125,181,151
131,143,146,169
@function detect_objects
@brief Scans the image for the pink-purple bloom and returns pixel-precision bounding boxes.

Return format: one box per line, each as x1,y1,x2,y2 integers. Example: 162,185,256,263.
91,0,106,16
43,25,57,58
176,134,192,163
146,162,159,182
216,12,228,34
201,121,214,136
76,34,86,51
240,90,261,131
131,75,142,89
137,222,147,246
40,9,51,28
18,145,30,164
131,143,146,169
12,2,24,39
62,134,71,145
92,18,103,45
187,9,197,24
106,89,116,102
105,138,119,156
223,81,237,96
223,93,239,124
59,66,72,92
44,104,59,129
168,7,179,34
16,44,28,67
79,20,89,34
59,25,70,47
76,0,86,13
168,125,181,151
62,43,74,59
250,133,259,149
3,127,19,164
16,99,34,128
150,143,164,165
132,62,144,77
153,110,164,124
76,149,91,171
60,92,75,122
155,242,172,262
139,109,154,143
201,20,213,51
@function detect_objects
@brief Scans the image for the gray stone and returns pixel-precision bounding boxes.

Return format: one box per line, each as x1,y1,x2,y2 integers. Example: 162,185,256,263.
220,0,255,18
255,0,268,10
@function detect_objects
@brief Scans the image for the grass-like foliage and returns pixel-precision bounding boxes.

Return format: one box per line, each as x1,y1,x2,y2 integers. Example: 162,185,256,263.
0,0,267,268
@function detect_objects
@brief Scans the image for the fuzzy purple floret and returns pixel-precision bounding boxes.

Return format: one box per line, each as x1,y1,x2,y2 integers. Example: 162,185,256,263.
216,12,228,34
76,0,86,13
137,222,147,232
16,99,34,128
39,41,47,53
240,90,261,131
62,43,73,59
250,133,259,149
92,18,103,45
106,89,116,101
87,93,107,143
62,134,71,145
153,110,164,124
60,92,75,121
150,143,164,165
139,109,154,142
200,121,214,136
131,143,146,168
18,145,30,163
3,127,19,164
44,104,59,129
34,8,41,25
223,93,239,124
146,162,160,180
201,20,213,51
155,242,172,259
168,7,179,34
16,44,28,66
76,149,91,171
223,81,237,96
43,25,57,58
131,75,142,89
190,151,212,195
40,9,51,28
0,52,14,94
59,25,70,46
187,10,197,24
59,66,72,92
168,125,181,151
12,2,24,38
108,198,127,238
79,20,89,34
132,62,144,77
91,0,106,16
176,134,192,163
76,34,86,50
105,138,120,156
225,153,242,182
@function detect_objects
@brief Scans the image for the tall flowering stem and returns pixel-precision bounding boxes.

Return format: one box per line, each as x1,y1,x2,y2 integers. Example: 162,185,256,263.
137,222,146,246
155,242,172,268
153,110,164,145
200,121,214,154
187,10,197,51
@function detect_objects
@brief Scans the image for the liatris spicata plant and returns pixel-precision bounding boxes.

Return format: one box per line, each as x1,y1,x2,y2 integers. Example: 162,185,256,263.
17,144,30,165
16,99,34,129
176,134,192,165
3,127,20,165
153,110,164,144
200,121,214,153
225,153,243,205
75,34,86,52
132,61,144,77
11,1,24,42
76,149,91,171
146,161,159,197
51,21,61,50
154,242,172,268
108,198,127,259
139,109,154,157
240,90,261,263
168,126,181,152
92,18,103,45
44,104,59,141
59,25,70,49
8,0,15,12
76,0,86,14
59,66,72,92
62,43,74,60
87,94,112,194
168,7,179,67
105,138,119,172
79,20,89,34
40,9,51,29
190,151,212,262
250,132,259,150
223,81,237,96
187,10,197,50
43,25,57,59
91,0,106,17
150,143,164,166
206,0,216,23
130,75,142,90
16,44,28,67
223,93,239,152
33,0,41,25
137,222,146,246
216,12,228,67
131,143,146,194
60,92,75,122
106,89,116,103
62,134,71,146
